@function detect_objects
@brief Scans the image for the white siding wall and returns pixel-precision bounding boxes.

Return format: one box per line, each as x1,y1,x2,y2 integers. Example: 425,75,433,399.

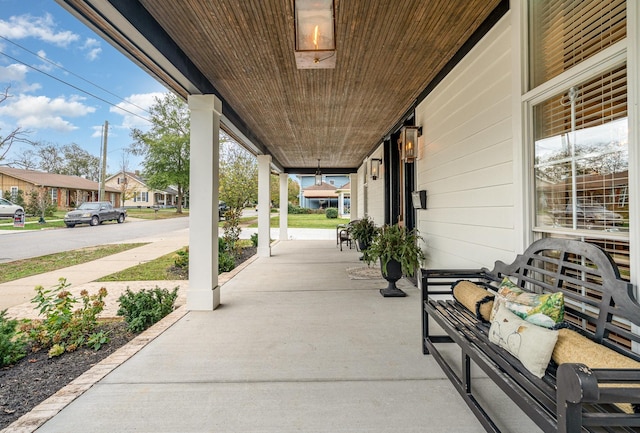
356,164,367,219
415,14,516,269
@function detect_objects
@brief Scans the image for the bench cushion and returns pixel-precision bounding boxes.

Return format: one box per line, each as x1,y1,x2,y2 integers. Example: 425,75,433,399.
489,304,559,378
451,280,494,322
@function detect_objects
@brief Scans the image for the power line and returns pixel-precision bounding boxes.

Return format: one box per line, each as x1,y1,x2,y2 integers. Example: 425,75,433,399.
0,51,151,123
0,34,152,115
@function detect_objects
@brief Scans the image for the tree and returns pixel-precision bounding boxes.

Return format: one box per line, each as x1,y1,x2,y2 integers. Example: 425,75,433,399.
130,93,190,213
219,136,258,211
61,143,100,180
269,175,300,207
114,152,138,207
0,87,34,164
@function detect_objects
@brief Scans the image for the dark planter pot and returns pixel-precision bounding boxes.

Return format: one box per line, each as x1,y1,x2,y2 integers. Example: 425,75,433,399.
356,238,370,251
356,239,370,261
380,258,407,297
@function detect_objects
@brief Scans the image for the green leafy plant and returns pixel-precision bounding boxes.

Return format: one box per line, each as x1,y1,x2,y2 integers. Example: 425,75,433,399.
117,286,178,333
0,310,26,367
350,217,379,249
222,207,243,256
173,247,189,269
22,278,108,357
250,233,258,247
325,207,338,218
363,224,425,277
218,251,236,273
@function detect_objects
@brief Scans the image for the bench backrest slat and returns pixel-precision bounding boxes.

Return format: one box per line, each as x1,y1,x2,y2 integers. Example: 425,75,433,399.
488,237,640,358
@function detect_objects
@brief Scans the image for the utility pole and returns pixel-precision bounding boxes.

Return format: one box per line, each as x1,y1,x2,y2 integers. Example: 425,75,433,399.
100,120,108,201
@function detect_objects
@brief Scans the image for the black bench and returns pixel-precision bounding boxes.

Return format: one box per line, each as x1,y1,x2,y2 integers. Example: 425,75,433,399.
422,238,640,433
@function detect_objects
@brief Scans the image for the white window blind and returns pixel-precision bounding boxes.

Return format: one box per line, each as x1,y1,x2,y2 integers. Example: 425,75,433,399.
529,0,626,88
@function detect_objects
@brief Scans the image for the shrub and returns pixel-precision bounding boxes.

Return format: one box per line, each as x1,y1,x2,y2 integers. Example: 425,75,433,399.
117,286,179,333
325,207,338,218
173,247,189,269
22,278,108,357
219,251,236,273
250,233,258,247
0,310,26,367
287,203,312,214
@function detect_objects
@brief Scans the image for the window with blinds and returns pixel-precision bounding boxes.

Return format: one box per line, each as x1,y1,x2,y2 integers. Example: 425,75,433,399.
529,0,626,89
533,66,628,233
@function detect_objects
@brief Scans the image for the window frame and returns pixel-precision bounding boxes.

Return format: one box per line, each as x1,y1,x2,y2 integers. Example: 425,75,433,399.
523,41,629,243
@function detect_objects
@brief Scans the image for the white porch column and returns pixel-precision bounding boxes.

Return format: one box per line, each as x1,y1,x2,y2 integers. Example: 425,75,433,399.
257,155,272,257
187,94,222,311
279,172,288,240
350,173,358,221
338,191,344,216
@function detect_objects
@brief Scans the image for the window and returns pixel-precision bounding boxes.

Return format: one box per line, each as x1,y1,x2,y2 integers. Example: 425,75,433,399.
533,66,628,234
10,187,18,202
527,0,629,278
529,0,626,88
134,191,148,202
50,188,58,204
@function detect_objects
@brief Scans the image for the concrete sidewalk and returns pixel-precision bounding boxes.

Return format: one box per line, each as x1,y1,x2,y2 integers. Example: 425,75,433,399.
4,234,543,433
1,227,191,316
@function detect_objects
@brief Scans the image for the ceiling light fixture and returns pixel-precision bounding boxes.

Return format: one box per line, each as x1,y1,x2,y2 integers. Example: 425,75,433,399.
294,0,336,69
315,158,323,186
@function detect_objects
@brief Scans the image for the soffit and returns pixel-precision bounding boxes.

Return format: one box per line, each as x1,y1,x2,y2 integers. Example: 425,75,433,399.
60,0,503,171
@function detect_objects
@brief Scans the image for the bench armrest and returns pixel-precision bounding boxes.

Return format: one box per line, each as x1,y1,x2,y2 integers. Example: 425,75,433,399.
557,363,640,433
421,268,493,298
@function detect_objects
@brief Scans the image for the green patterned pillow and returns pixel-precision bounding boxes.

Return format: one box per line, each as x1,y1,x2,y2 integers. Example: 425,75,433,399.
490,277,564,328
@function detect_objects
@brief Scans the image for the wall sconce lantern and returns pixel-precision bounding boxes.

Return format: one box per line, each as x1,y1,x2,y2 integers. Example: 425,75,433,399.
400,126,421,163
294,0,336,69
370,158,382,180
315,159,323,186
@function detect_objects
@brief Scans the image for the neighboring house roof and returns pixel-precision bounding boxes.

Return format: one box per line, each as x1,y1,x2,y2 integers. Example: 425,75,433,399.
303,182,339,198
0,167,119,193
336,182,351,193
106,171,178,195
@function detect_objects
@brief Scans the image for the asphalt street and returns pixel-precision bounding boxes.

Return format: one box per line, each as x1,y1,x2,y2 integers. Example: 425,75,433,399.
0,217,189,263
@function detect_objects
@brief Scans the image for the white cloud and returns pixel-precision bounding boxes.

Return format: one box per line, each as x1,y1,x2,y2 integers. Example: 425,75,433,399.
82,38,102,61
0,64,41,92
0,13,80,47
110,92,165,130
0,93,96,132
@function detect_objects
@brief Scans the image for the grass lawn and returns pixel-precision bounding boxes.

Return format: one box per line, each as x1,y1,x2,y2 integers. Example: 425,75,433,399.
97,250,183,281
249,213,350,229
0,243,147,284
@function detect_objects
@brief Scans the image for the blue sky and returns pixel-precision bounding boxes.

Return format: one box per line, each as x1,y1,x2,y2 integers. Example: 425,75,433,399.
0,0,168,171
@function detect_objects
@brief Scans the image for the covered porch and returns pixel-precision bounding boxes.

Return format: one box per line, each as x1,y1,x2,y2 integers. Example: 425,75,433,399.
31,238,540,433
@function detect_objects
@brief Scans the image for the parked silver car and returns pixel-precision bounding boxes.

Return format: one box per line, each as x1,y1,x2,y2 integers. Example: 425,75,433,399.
0,198,24,218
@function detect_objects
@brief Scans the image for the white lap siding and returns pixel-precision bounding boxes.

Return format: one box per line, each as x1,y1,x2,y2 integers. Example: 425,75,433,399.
415,14,515,269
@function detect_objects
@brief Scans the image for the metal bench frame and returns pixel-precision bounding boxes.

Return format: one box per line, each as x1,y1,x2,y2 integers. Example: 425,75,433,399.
422,238,640,433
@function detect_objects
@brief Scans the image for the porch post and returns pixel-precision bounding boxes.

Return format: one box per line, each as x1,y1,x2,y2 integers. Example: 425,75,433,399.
279,172,288,240
350,173,358,221
257,154,272,257
187,94,222,311
338,191,344,216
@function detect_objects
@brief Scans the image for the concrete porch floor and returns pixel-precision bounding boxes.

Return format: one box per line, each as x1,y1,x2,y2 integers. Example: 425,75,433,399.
26,239,542,433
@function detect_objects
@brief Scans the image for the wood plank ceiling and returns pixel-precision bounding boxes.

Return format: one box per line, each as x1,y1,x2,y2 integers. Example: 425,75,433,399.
61,0,504,172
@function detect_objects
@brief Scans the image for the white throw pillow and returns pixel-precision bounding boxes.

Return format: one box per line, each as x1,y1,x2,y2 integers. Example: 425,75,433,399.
489,304,559,378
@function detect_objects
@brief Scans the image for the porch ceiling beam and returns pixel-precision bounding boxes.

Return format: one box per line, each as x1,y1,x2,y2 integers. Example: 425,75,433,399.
287,167,358,175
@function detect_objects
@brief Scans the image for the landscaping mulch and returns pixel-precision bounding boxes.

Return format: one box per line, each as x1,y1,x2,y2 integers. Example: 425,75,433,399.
0,321,135,429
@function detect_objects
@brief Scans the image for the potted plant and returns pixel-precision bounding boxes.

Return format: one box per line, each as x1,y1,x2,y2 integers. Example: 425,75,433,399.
363,224,425,297
350,216,378,252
